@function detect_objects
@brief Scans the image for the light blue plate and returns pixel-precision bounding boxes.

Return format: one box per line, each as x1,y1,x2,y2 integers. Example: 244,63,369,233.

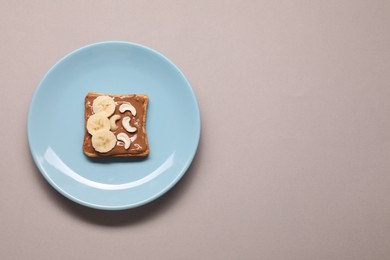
28,41,200,210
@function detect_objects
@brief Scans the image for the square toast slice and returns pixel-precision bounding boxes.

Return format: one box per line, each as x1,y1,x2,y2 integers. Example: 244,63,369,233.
83,92,149,157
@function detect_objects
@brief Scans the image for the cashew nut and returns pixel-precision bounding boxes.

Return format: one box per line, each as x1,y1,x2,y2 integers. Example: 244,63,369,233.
130,134,137,142
119,103,136,116
122,116,137,133
109,115,121,131
117,132,131,149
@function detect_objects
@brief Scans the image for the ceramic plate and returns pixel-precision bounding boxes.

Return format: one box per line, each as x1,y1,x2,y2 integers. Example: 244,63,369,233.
28,41,200,210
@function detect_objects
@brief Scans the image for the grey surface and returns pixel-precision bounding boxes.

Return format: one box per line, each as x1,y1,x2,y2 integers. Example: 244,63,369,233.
1,1,390,259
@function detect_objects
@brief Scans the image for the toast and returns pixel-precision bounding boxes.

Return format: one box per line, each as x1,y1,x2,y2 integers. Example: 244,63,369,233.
83,92,149,157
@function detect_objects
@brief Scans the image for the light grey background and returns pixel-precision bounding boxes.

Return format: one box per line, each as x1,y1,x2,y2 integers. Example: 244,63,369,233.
1,1,390,259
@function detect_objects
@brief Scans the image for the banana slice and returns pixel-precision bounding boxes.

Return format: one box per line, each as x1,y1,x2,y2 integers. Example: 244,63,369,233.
91,130,117,153
92,96,116,117
86,113,111,135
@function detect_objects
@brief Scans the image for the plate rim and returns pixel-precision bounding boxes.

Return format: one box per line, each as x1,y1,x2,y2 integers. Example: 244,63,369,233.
27,41,201,210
